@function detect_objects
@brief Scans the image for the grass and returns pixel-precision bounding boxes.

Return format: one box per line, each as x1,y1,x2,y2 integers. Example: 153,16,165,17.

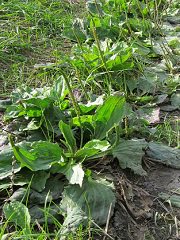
0,0,85,93
153,118,180,148
0,208,103,240
0,224,91,240
0,0,179,239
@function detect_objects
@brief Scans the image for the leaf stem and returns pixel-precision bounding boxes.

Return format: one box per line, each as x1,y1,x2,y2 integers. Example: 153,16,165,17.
59,69,84,148
90,17,112,94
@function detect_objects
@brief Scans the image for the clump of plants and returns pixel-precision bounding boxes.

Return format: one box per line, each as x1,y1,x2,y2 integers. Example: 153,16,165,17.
0,0,179,239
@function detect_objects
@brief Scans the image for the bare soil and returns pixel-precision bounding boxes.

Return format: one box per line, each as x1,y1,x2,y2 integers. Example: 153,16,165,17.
100,161,180,240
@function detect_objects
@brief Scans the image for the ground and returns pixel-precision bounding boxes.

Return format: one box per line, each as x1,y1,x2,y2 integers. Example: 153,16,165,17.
0,0,179,239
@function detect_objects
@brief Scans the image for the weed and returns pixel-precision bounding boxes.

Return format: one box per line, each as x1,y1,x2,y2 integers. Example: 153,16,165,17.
0,0,179,239
153,118,180,148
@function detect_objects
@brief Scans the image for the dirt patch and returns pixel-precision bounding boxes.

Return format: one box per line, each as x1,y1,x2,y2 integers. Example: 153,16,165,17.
102,161,180,240
143,165,180,196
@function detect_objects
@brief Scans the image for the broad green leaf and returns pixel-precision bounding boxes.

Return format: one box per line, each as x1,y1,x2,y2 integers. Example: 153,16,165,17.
0,169,50,192
4,84,61,122
113,139,147,176
11,85,51,103
27,141,63,170
60,177,115,234
131,95,154,104
171,93,180,110
72,115,93,127
87,0,103,16
63,18,87,42
136,107,160,124
59,121,77,153
106,51,132,70
0,99,11,112
159,193,180,208
132,41,151,56
0,181,12,190
24,107,43,118
50,76,68,101
9,188,27,202
137,67,169,94
0,170,31,190
75,139,110,161
94,95,126,139
8,177,65,206
29,204,60,224
4,105,24,121
25,170,50,192
91,17,101,28
22,97,52,109
0,147,21,180
58,162,84,187
29,177,65,205
156,94,168,104
146,142,180,169
4,88,53,120
11,140,62,171
43,106,65,136
79,104,96,114
24,119,42,131
129,18,152,35
26,131,46,142
10,142,36,171
60,202,87,236
31,171,50,192
91,16,119,41
3,201,31,229
137,71,158,94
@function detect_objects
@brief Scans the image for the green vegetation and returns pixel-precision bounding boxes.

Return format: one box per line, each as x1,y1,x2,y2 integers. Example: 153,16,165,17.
0,0,84,92
0,0,179,239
